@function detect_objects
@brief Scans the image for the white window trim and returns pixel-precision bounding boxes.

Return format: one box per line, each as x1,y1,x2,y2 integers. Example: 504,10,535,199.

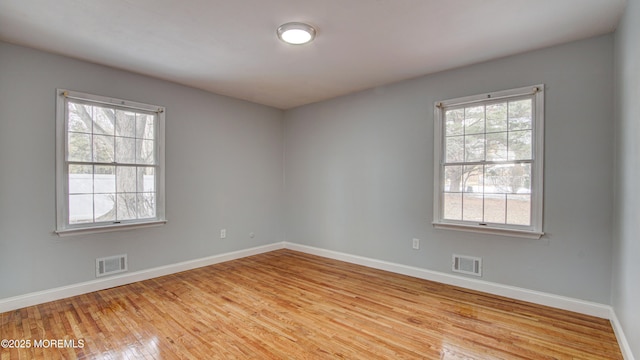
55,89,167,236
432,85,544,239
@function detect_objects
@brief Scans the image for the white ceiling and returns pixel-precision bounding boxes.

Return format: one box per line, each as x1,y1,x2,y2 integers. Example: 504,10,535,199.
0,0,626,109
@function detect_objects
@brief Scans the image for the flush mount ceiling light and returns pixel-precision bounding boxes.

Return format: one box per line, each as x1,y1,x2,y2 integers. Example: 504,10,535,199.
277,22,316,45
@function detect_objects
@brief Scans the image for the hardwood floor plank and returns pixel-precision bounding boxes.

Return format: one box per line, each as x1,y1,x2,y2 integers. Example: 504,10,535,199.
1,249,622,359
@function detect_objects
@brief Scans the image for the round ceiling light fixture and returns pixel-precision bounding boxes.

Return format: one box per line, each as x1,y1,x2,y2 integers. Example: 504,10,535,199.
277,22,316,45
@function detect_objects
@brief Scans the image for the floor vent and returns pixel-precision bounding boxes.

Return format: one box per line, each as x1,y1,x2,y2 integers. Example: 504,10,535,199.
96,254,127,277
452,254,482,277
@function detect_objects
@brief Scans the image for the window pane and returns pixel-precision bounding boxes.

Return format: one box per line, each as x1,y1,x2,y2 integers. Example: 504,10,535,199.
445,136,464,163
511,163,531,194
445,109,464,136
137,193,156,219
509,99,532,130
136,139,155,165
116,110,136,138
484,193,506,224
444,165,463,192
443,193,462,220
117,166,136,193
485,164,511,194
94,194,116,222
464,106,485,134
462,193,483,222
94,165,115,193
69,165,93,194
508,130,532,160
93,106,115,135
137,114,155,139
117,194,137,220
69,194,93,224
137,167,155,192
115,136,136,164
68,103,92,133
486,132,507,161
485,164,531,194
462,165,483,193
68,132,92,162
465,134,485,162
486,103,507,133
93,134,114,163
507,194,531,225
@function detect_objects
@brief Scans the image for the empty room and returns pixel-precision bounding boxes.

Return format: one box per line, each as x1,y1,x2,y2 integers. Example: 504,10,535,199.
0,0,638,359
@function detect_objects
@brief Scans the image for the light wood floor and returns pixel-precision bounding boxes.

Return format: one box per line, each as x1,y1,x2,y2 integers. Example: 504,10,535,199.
1,249,622,359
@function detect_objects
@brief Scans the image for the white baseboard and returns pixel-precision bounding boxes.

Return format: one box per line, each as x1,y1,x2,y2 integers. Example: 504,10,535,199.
0,242,285,313
283,242,612,319
610,308,636,360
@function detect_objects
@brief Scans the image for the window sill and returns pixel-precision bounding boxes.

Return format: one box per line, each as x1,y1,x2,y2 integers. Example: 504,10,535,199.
433,222,544,239
55,220,167,237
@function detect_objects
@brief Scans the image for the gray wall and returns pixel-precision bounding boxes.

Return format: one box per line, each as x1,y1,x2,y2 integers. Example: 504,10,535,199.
613,0,640,356
0,42,284,299
285,35,615,304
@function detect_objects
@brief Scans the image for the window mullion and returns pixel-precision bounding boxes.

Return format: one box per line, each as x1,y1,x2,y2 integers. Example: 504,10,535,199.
482,105,487,223
503,193,508,224
92,164,96,223
443,159,532,167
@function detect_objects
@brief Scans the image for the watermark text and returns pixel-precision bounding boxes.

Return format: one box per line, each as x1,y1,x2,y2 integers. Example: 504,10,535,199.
1,338,85,349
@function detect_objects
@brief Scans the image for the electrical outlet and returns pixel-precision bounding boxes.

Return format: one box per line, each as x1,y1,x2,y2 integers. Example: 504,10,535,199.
220,229,227,239
412,238,420,250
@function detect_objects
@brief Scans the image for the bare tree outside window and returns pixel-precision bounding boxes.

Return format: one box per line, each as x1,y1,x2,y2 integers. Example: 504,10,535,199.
67,101,157,224
441,98,532,225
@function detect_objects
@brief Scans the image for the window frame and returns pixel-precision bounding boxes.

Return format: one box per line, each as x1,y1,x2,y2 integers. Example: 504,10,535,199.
55,89,166,236
432,85,544,239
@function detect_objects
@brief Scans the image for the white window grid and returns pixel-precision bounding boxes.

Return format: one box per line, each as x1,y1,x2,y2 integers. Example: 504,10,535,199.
55,89,166,235
433,85,544,239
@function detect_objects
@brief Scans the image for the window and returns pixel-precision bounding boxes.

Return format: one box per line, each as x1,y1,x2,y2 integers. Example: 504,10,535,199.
55,89,166,235
433,85,544,239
